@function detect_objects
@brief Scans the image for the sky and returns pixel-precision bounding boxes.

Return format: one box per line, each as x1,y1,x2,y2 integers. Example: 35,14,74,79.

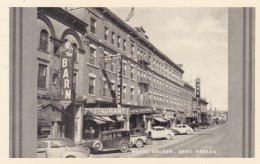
109,7,228,111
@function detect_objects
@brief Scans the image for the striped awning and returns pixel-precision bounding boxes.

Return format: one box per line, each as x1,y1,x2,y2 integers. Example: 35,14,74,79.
116,116,126,122
100,116,115,123
86,116,106,124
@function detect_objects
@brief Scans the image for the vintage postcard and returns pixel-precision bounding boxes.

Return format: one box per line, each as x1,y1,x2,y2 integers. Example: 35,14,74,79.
2,0,258,163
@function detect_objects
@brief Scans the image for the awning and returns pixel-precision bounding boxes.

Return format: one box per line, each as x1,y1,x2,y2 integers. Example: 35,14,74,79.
154,117,168,123
116,116,126,122
86,116,106,124
100,116,115,123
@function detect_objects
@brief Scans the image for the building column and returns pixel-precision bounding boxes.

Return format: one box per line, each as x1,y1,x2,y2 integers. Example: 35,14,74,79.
74,106,83,143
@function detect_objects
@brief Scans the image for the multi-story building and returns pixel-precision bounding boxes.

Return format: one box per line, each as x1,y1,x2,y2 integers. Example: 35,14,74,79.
36,7,188,142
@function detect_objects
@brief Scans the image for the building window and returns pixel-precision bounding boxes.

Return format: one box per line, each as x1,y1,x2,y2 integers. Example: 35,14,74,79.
37,64,47,88
123,39,126,51
123,63,126,76
111,32,115,45
103,79,107,96
90,18,96,34
117,36,121,48
89,47,96,65
72,43,78,63
89,76,95,95
123,86,127,100
131,44,134,56
110,62,114,72
149,93,151,104
130,66,134,79
39,30,48,51
130,88,134,101
104,27,108,41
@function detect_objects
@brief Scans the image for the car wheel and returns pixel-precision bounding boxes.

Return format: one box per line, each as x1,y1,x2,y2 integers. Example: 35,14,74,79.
166,134,171,140
66,155,76,158
120,143,129,153
93,141,103,151
135,140,143,148
146,138,153,145
186,130,191,135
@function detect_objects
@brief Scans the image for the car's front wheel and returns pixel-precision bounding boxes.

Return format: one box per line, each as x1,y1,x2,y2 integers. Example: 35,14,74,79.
186,130,191,135
135,140,143,148
120,143,129,153
166,134,171,140
146,138,153,145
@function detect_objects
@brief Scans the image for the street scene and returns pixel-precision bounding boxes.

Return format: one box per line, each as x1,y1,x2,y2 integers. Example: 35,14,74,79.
92,123,228,158
34,7,229,158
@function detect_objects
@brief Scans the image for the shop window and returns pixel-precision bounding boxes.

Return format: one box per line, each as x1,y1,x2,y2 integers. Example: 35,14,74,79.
37,63,47,88
89,77,95,95
89,47,96,65
90,18,96,34
39,29,48,51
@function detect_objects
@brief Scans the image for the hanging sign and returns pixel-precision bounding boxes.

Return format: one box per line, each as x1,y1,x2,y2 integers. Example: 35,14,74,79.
60,41,74,108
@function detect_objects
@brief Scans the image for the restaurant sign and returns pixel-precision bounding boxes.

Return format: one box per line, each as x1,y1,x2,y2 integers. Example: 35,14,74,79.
130,108,153,114
83,108,129,116
196,78,201,111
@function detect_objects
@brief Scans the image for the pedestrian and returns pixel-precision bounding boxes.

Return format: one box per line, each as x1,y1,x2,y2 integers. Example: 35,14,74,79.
90,127,95,139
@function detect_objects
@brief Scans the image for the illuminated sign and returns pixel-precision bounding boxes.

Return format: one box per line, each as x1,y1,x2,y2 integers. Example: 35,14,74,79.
60,41,73,103
196,78,200,111
83,108,129,116
116,60,122,105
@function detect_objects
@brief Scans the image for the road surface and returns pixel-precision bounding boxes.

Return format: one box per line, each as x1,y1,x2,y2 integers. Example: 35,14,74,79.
92,123,228,158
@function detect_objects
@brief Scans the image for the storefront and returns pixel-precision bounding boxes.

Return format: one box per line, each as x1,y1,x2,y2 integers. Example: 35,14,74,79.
164,110,177,128
81,107,129,140
37,101,68,138
129,108,153,131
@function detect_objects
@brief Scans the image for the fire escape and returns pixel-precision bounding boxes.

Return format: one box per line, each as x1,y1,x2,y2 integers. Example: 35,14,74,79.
137,54,151,107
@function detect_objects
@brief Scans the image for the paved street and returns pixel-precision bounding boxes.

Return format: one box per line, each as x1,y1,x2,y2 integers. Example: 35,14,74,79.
92,123,228,158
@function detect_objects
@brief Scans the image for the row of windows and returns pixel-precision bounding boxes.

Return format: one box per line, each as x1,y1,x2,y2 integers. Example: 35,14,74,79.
90,17,182,82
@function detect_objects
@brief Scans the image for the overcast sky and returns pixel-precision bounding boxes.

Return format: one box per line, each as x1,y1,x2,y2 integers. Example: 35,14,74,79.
109,7,228,111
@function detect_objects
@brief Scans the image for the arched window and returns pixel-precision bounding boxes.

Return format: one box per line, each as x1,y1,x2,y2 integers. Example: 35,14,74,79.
39,30,49,51
72,43,78,62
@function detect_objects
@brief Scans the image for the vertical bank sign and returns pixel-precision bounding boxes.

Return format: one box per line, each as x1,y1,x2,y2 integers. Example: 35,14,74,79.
195,78,200,111
60,41,73,103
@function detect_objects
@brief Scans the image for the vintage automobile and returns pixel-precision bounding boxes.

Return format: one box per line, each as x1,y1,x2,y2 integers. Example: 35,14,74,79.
198,122,210,129
148,126,175,140
37,138,91,158
130,128,153,148
187,123,200,132
82,129,131,153
171,124,194,135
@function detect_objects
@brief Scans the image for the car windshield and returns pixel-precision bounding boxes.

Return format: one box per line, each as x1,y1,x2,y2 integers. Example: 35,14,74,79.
62,138,77,147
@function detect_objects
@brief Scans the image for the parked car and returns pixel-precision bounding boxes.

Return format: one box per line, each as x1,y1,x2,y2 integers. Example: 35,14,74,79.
198,122,210,129
171,124,194,135
149,126,175,140
82,129,131,153
187,123,200,132
37,138,91,158
130,128,153,148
